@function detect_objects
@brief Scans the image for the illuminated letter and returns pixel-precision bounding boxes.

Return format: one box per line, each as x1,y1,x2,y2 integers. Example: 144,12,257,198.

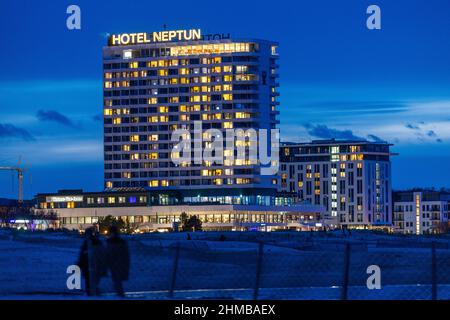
192,29,201,40
66,5,81,30
168,30,177,41
366,5,381,30
153,31,161,42
121,34,130,45
110,34,120,45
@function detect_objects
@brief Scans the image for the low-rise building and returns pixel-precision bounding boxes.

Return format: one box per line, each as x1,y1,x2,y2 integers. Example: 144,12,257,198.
35,188,325,232
393,190,450,234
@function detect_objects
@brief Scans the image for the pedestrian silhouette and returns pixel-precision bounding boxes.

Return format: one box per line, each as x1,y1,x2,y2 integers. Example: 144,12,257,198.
78,227,107,296
106,226,130,297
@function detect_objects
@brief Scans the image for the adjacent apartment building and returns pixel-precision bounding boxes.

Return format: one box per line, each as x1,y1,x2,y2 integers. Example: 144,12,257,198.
393,190,450,234
103,28,280,205
279,140,393,228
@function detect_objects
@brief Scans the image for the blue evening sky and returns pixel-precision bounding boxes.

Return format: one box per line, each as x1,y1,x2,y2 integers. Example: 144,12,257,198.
0,0,449,199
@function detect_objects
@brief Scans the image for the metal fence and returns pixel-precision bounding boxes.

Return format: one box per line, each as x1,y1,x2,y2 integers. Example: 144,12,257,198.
1,229,450,299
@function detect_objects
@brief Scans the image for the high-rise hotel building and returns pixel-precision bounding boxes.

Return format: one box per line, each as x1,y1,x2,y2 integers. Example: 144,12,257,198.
279,140,393,227
102,29,280,205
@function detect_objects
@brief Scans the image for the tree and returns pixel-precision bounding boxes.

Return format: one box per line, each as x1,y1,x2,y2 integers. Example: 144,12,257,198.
436,221,450,234
182,214,202,232
97,215,126,234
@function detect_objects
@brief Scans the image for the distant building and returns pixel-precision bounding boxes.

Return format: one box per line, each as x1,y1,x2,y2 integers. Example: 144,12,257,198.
35,189,325,232
278,139,393,228
393,190,450,234
0,198,56,230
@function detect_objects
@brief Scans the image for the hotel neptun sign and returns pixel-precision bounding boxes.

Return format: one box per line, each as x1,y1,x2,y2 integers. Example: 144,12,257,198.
109,29,202,46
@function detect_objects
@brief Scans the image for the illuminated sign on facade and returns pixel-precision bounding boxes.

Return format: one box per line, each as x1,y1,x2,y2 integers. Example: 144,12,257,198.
46,196,83,203
109,29,202,46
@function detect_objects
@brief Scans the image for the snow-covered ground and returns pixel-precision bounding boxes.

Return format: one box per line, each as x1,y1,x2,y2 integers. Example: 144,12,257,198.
1,229,450,300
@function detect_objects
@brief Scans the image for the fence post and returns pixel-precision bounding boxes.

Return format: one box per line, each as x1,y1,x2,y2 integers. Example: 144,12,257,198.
253,242,264,300
168,242,181,298
431,242,437,300
87,240,95,296
341,242,351,300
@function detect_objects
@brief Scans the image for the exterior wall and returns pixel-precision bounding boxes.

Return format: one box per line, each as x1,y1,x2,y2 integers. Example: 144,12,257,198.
279,141,392,228
393,192,450,234
102,35,279,196
37,203,324,231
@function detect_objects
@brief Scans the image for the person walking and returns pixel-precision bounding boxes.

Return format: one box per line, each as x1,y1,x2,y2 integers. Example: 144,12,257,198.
106,226,130,297
78,227,107,296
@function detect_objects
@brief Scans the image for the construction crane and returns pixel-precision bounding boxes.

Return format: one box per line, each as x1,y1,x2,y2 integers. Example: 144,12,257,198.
0,166,26,203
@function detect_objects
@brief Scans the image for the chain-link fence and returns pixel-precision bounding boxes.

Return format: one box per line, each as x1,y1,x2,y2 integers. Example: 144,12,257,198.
1,229,450,299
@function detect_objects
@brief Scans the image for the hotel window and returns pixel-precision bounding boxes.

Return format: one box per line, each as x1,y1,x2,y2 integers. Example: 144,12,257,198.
223,66,232,73
148,61,158,68
108,197,116,204
223,94,233,101
113,118,121,125
129,61,138,68
271,45,278,55
223,122,233,129
149,152,158,160
149,180,159,187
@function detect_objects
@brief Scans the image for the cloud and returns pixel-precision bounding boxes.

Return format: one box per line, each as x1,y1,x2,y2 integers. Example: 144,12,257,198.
99,32,110,39
367,134,386,143
0,123,35,141
303,123,364,140
403,122,443,143
405,123,420,130
92,113,102,122
36,110,79,129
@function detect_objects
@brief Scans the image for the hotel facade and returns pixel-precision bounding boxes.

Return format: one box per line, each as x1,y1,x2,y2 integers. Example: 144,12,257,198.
102,28,280,205
278,140,393,228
